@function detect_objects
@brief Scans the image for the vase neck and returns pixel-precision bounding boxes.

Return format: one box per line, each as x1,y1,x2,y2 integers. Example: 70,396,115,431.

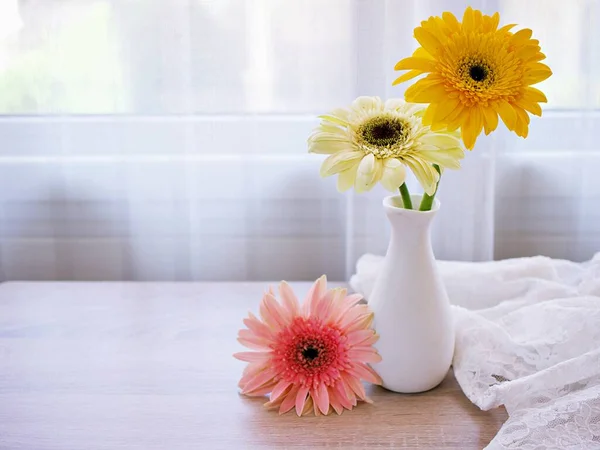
383,195,438,243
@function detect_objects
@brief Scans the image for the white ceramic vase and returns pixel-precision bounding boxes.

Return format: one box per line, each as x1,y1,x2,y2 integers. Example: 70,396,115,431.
368,194,454,393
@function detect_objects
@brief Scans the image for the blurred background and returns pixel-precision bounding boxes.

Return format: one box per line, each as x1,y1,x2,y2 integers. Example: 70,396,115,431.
0,0,598,281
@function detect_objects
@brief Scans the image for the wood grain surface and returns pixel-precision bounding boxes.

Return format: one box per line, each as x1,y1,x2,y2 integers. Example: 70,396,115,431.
0,282,508,449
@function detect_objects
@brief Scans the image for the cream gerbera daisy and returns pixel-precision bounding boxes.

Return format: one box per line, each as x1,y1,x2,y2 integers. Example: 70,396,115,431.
308,96,464,195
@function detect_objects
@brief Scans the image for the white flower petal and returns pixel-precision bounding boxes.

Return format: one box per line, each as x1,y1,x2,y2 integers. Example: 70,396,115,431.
352,96,383,113
336,164,359,192
419,147,464,170
420,133,462,148
309,140,353,155
380,159,407,192
354,154,383,193
318,113,349,127
403,156,439,195
383,158,403,169
384,98,406,111
320,151,365,177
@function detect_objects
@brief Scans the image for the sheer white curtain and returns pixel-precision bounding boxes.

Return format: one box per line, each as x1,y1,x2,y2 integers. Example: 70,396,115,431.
0,0,597,281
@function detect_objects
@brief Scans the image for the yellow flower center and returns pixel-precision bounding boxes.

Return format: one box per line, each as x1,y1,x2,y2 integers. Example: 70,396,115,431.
356,115,410,158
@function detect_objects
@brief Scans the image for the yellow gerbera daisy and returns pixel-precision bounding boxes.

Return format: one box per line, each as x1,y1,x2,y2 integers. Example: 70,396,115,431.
393,7,552,149
308,96,464,195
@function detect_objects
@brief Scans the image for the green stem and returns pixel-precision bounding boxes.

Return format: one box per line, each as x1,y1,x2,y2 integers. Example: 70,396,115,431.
398,183,413,209
419,164,442,211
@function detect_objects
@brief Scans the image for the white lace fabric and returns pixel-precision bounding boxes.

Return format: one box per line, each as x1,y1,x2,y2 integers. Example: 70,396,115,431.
350,253,600,449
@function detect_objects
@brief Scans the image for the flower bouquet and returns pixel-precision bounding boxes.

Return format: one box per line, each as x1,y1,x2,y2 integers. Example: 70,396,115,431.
235,6,551,412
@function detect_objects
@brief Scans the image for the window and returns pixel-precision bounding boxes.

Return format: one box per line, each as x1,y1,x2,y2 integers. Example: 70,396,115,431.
0,0,598,281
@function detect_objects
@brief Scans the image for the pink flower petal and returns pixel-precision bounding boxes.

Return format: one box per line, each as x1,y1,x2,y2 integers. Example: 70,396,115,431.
240,361,266,377
328,387,345,415
279,386,299,414
320,288,347,323
338,304,370,328
239,362,269,387
347,348,382,363
314,383,330,415
233,351,271,363
342,372,367,400
237,330,272,350
349,362,383,385
346,329,377,346
303,275,327,315
237,337,268,351
295,386,310,416
333,380,354,409
279,281,300,316
345,312,375,333
243,313,274,339
270,379,293,403
313,289,335,321
242,368,276,394
244,380,277,397
334,379,356,408
330,293,363,324
260,293,287,332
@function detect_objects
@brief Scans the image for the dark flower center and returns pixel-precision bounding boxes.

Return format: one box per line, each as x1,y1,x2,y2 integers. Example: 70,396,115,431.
469,64,488,82
302,347,319,360
359,116,406,148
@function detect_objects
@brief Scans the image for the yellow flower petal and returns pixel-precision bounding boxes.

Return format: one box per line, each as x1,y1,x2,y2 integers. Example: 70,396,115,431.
495,100,517,132
422,103,437,126
413,47,435,60
523,87,548,103
511,28,533,45
461,107,483,150
392,70,422,86
394,57,437,72
523,63,552,83
513,107,530,138
516,45,543,63
516,98,542,117
413,27,443,56
482,107,499,135
442,11,460,32
432,96,461,123
462,6,474,31
472,9,483,29
498,23,517,33
484,12,500,32
406,82,447,103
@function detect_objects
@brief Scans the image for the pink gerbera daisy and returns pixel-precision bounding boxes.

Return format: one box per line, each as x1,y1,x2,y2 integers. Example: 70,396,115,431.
234,275,382,416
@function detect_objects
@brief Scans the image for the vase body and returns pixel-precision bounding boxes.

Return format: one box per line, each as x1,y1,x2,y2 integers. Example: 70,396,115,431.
369,194,454,393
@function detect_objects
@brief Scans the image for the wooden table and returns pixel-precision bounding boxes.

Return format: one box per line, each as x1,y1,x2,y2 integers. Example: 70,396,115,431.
0,282,507,449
